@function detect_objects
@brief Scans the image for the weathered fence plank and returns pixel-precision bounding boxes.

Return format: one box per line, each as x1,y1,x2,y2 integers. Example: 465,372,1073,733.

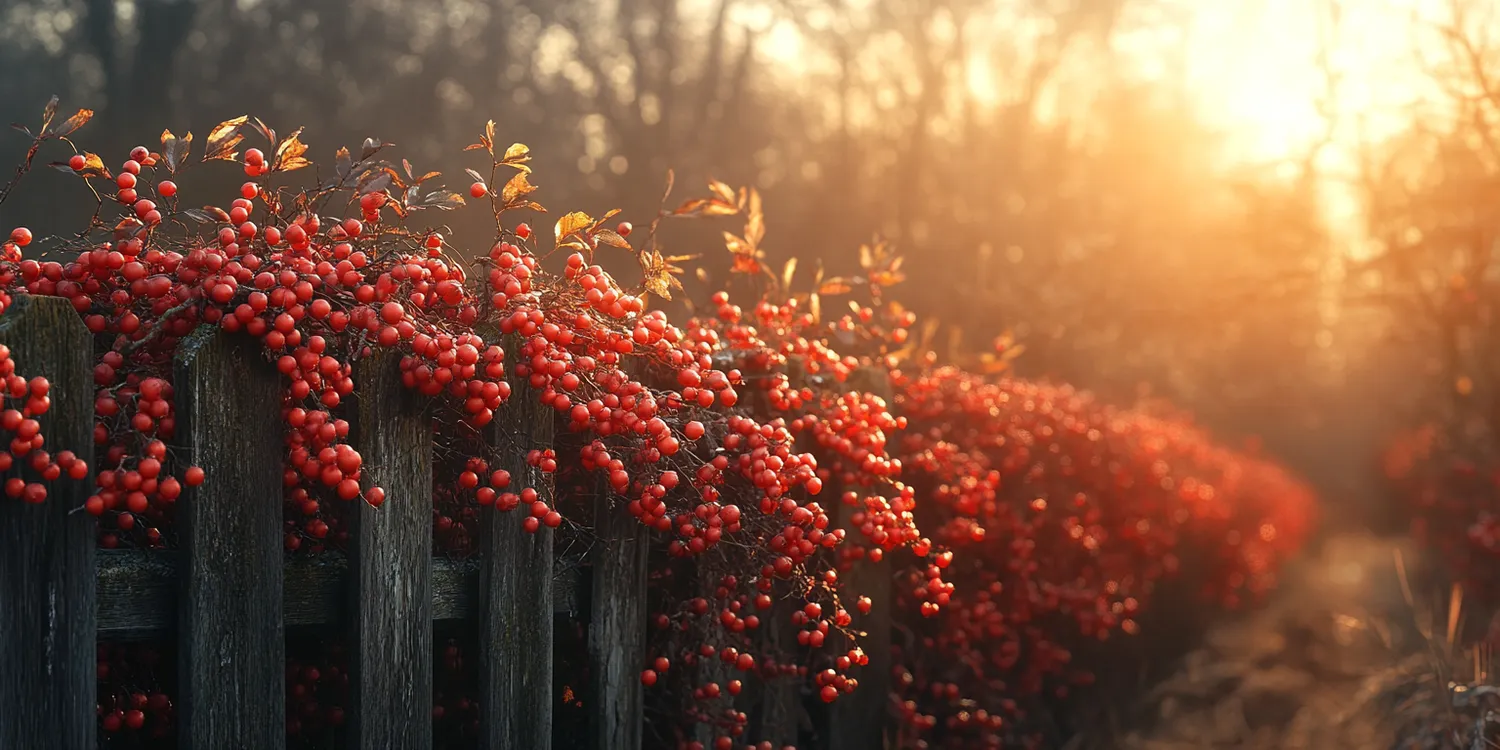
349,349,433,750
478,334,557,750
827,367,895,750
0,295,96,750
175,328,286,749
588,490,650,750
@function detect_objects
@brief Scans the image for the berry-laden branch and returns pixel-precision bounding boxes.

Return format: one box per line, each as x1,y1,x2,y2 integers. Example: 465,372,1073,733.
1,100,1315,749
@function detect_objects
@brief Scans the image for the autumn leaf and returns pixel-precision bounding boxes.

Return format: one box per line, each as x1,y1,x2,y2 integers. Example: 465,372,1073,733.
501,172,538,206
159,129,192,173
638,249,692,300
203,116,248,161
335,147,353,182
555,211,593,244
361,137,394,160
50,151,110,179
707,179,736,206
273,127,311,172
45,108,93,138
40,96,58,132
781,257,797,291
249,116,276,147
503,142,530,164
412,190,466,210
818,278,854,296
593,228,632,249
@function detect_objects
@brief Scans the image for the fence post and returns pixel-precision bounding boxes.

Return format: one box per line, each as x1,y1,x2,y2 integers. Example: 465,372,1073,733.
478,333,556,749
349,349,433,750
828,367,894,750
174,327,286,749
0,295,96,750
589,486,649,750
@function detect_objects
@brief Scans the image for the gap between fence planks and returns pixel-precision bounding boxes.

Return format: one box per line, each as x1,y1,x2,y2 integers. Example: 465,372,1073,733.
0,295,97,750
175,327,286,749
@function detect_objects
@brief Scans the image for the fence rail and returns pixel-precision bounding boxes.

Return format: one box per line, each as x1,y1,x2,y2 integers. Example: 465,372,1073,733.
0,294,892,750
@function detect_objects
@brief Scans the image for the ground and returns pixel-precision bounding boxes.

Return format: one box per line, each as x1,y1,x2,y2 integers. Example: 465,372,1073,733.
1071,534,1497,750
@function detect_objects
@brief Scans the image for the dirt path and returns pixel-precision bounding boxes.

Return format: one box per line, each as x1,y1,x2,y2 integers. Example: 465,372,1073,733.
1073,533,1475,749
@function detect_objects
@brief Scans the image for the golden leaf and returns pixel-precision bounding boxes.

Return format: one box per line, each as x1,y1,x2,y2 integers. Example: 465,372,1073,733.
501,172,538,205
708,179,736,205
702,200,740,217
639,249,688,300
809,292,821,324
204,115,248,161
273,127,311,172
503,142,530,163
781,257,797,291
555,211,594,243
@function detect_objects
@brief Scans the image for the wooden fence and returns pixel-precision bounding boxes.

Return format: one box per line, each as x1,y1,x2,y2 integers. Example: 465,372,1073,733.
0,294,893,750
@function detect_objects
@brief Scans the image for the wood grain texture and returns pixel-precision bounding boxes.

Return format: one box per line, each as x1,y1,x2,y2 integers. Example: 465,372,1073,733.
827,366,895,750
588,491,649,750
0,295,97,750
478,332,557,750
174,328,286,750
95,551,583,637
348,350,433,750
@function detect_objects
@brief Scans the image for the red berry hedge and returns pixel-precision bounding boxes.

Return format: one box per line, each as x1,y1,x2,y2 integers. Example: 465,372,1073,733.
0,101,1314,749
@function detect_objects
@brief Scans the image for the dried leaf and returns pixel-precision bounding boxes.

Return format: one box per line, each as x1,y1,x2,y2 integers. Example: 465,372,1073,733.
45,108,93,138
555,211,594,243
503,142,530,163
50,151,110,179
414,190,465,210
41,96,59,131
159,129,192,173
416,171,442,185
781,258,797,291
708,179,736,205
639,248,688,300
361,137,394,160
10,123,32,137
335,147,353,181
464,168,486,185
202,205,232,223
203,115,248,161
809,292,821,324
248,117,276,148
592,228,631,249
269,126,310,172
859,243,874,270
593,208,622,229
359,171,393,196
179,208,216,223
501,172,538,206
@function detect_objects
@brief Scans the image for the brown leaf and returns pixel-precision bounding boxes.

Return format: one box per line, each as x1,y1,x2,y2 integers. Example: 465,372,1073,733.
464,168,486,185
359,171,393,196
593,228,632,249
46,108,93,137
204,116,248,161
413,190,466,210
249,117,276,147
160,129,192,173
50,151,110,179
501,172,538,206
361,137,394,160
555,211,593,244
809,292,821,324
781,257,797,291
272,127,310,172
40,96,58,131
335,147,353,181
702,200,740,217
639,248,687,300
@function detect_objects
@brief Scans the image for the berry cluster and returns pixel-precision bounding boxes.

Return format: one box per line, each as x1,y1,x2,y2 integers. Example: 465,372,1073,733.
0,104,1315,749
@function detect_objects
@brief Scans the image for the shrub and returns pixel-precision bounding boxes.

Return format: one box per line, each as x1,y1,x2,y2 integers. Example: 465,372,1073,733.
0,99,1313,749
